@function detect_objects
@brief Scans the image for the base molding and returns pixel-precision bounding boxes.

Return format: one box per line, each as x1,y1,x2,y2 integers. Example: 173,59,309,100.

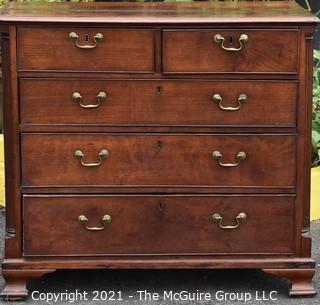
263,268,317,297
0,269,56,301
1,259,316,299
2,257,316,270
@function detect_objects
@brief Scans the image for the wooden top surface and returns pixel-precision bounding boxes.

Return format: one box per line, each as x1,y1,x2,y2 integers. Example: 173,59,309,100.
0,1,318,24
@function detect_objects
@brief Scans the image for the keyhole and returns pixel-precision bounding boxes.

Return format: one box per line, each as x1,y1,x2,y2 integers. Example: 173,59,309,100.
157,141,163,150
159,202,165,211
84,34,90,42
156,86,163,95
229,36,234,45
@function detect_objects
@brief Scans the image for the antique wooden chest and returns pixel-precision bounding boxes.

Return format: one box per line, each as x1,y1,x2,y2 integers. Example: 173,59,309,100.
0,1,318,299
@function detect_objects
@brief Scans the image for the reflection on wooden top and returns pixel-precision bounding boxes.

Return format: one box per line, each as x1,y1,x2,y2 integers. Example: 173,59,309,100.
0,1,318,24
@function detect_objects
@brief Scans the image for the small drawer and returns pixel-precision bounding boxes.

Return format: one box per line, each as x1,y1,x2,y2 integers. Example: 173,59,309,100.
163,29,298,74
21,134,296,188
20,79,297,127
23,195,295,256
17,27,155,72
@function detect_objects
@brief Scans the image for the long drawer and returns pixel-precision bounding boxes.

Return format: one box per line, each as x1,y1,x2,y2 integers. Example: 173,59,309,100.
163,29,298,74
21,134,296,188
20,79,297,127
17,28,155,72
23,195,295,256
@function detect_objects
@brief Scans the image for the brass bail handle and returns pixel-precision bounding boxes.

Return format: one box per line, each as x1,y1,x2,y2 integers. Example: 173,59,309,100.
78,214,112,231
212,151,247,167
69,32,104,49
72,91,107,109
213,34,249,52
212,93,247,111
74,148,109,167
212,212,247,230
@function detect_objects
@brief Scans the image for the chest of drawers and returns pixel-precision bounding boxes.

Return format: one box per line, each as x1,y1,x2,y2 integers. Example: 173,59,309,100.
0,1,318,300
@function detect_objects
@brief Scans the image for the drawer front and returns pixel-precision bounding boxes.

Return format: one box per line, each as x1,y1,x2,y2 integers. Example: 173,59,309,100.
163,30,298,74
18,28,155,72
23,195,294,256
20,79,297,127
21,134,295,188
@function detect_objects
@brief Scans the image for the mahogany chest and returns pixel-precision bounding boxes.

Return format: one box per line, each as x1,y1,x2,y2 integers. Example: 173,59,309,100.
0,1,318,299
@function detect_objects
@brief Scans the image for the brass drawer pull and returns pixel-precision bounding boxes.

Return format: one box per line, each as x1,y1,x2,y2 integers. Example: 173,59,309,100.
72,91,107,109
69,32,104,49
212,93,247,111
213,34,248,52
74,148,109,167
78,214,112,231
212,212,247,230
212,151,247,167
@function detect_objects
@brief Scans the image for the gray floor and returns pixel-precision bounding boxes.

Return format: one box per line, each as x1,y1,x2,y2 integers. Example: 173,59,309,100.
0,208,319,305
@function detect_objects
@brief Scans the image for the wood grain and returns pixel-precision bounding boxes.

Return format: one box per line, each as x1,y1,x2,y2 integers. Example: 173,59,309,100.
23,195,294,256
0,2,318,24
163,29,299,74
2,257,316,270
0,1,318,299
17,28,155,72
1,26,22,258
21,134,296,188
20,79,297,127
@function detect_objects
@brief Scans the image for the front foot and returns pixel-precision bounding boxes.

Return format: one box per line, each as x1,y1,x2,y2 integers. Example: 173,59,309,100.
1,269,55,301
263,268,317,297
0,276,28,301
